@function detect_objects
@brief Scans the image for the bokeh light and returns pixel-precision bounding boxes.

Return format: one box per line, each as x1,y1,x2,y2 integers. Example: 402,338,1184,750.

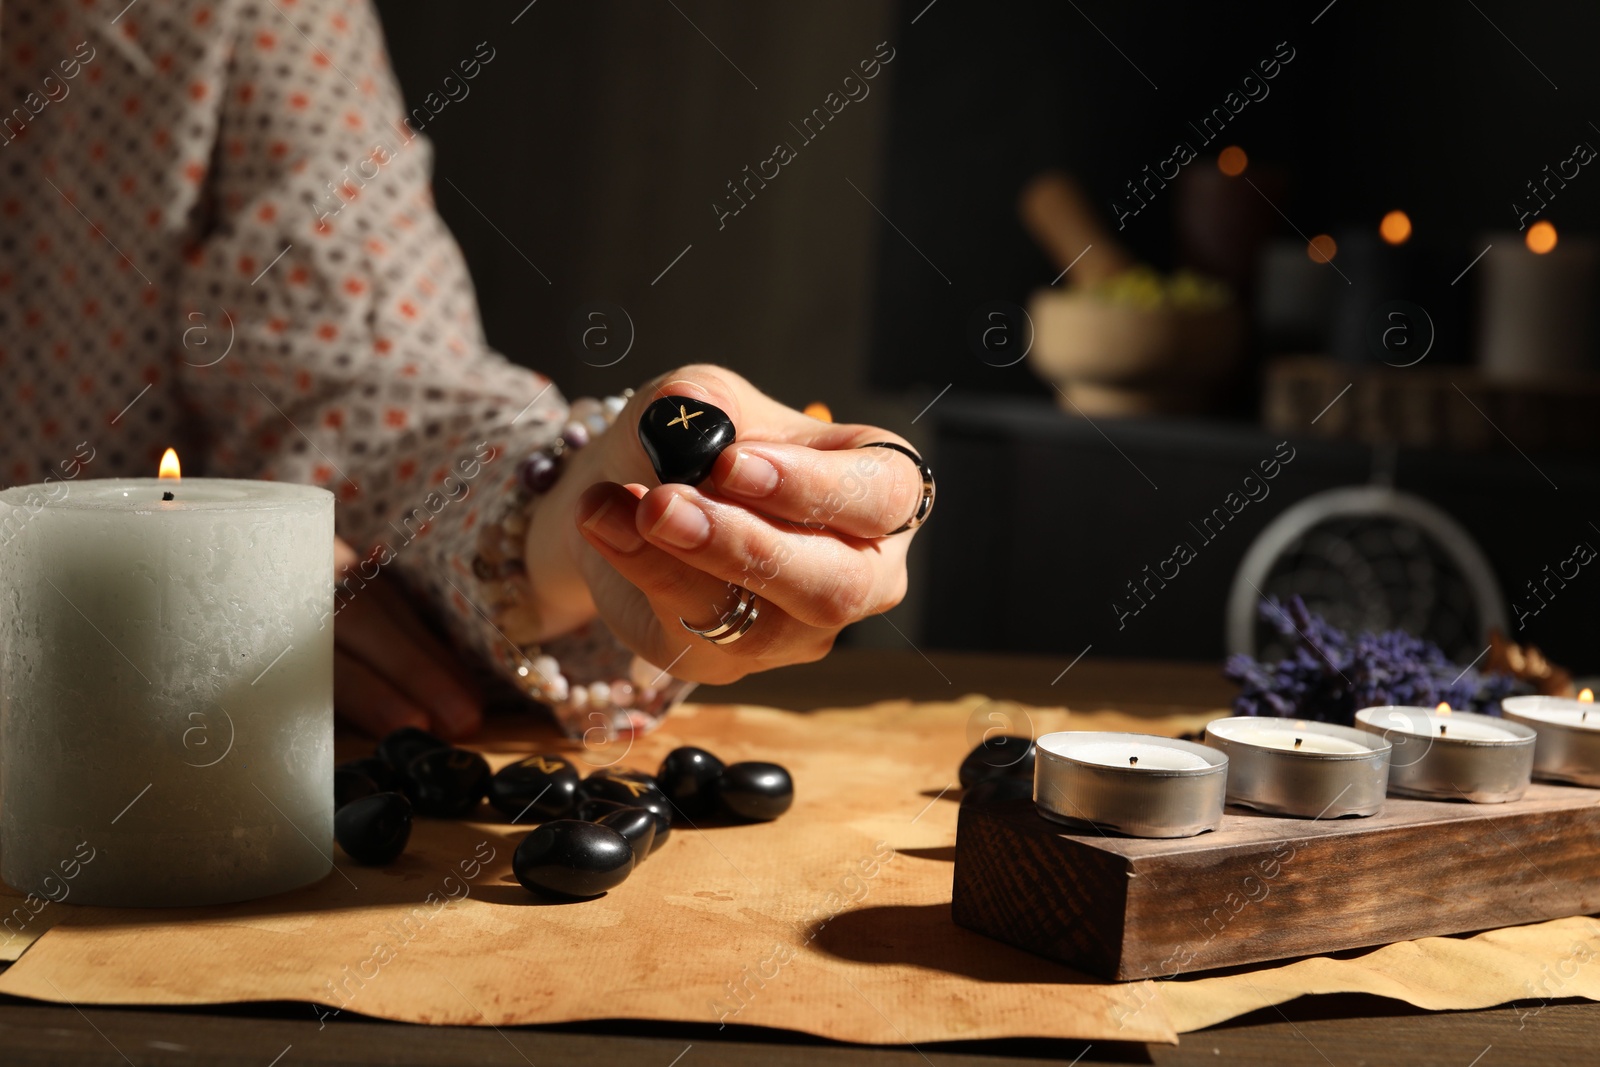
802,401,833,422
1526,220,1558,254
1379,210,1412,246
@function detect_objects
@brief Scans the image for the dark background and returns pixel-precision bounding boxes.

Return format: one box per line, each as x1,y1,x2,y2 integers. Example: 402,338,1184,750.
377,1,1600,673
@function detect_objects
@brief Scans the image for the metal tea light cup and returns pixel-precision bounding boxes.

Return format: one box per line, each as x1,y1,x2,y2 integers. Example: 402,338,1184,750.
1204,717,1391,818
1033,731,1228,838
1354,705,1536,803
1501,695,1600,787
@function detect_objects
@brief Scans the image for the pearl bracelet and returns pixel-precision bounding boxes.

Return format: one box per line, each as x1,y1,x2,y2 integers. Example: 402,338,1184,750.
472,389,696,739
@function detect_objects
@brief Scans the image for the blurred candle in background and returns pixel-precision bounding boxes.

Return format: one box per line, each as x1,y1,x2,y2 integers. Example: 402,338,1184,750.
1322,210,1468,367
1255,236,1336,354
1174,147,1281,298
1478,222,1598,382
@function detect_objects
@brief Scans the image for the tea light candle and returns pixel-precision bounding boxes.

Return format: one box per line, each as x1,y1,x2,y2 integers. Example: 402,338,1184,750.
1033,731,1227,838
1354,704,1535,803
0,456,335,907
1501,690,1600,786
1204,717,1391,818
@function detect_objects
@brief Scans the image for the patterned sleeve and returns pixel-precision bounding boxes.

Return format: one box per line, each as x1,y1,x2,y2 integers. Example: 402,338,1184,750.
174,0,688,736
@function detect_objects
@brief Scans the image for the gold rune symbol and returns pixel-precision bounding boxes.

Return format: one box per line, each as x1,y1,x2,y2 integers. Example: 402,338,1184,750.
666,404,704,430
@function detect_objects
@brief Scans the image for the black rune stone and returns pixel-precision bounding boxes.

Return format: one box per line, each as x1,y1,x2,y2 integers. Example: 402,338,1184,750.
656,746,725,819
376,726,448,774
958,735,1036,789
574,797,635,822
578,798,672,851
513,820,634,900
490,753,582,822
717,762,794,822
334,792,413,865
580,769,674,826
596,806,658,865
402,747,491,818
638,395,736,486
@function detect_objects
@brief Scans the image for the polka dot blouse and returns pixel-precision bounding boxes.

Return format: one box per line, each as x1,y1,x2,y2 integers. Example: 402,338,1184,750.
0,0,671,734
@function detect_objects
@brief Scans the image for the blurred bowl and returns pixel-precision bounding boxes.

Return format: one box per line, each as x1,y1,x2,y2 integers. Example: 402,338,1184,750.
1027,288,1243,416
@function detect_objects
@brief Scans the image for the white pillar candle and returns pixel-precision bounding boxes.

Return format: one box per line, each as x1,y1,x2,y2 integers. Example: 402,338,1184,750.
1478,231,1597,381
1034,731,1227,838
1205,717,1390,818
0,470,334,907
1354,705,1535,803
1501,693,1600,786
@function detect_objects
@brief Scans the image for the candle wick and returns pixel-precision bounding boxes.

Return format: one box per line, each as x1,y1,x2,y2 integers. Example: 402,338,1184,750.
1439,724,1447,737
1128,756,1138,766
161,491,175,501
1294,737,1303,749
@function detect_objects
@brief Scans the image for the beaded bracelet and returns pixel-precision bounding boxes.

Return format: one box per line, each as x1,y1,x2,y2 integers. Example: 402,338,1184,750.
472,389,697,739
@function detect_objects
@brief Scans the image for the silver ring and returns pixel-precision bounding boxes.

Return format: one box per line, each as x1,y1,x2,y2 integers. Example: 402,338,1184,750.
680,586,760,645
857,441,935,535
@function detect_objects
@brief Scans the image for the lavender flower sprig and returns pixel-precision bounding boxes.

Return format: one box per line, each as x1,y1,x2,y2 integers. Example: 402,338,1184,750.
1224,597,1521,724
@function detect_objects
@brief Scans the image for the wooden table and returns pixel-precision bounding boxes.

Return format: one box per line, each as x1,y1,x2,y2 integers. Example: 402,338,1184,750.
3,650,1593,1066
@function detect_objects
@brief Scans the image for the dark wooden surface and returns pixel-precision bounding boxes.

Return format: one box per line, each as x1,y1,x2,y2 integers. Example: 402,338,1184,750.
698,647,1239,716
4,650,1598,1065
954,788,1600,979
6,995,1600,1067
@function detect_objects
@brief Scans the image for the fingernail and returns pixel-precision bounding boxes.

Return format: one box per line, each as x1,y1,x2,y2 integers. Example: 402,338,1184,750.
648,494,711,549
722,451,779,497
580,496,644,553
660,379,711,400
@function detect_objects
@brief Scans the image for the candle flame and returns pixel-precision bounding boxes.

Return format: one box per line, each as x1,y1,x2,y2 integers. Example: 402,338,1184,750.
1581,688,1594,704
158,448,181,481
1306,234,1338,264
1527,220,1558,254
1435,702,1452,715
1379,210,1412,245
803,401,833,423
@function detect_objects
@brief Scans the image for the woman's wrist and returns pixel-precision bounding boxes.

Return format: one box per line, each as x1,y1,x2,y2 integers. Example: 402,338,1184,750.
470,389,697,738
519,438,600,641
481,393,622,644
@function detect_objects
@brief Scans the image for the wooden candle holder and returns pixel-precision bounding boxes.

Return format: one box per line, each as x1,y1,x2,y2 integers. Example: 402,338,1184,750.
951,786,1600,980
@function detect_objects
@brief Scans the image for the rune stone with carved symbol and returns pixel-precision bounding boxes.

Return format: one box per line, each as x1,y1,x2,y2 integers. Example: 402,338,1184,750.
638,395,736,485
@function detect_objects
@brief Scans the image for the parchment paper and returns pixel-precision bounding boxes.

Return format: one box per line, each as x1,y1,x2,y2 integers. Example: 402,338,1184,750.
0,696,1595,1043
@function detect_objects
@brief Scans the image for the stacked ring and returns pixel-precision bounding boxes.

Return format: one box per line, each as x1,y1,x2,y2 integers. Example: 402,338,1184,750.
680,586,761,646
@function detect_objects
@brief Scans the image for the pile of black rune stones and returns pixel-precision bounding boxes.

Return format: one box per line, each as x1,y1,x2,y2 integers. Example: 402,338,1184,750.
333,727,794,901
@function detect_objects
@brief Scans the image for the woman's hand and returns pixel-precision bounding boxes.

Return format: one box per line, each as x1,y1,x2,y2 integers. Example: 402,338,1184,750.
524,365,924,686
332,537,483,739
